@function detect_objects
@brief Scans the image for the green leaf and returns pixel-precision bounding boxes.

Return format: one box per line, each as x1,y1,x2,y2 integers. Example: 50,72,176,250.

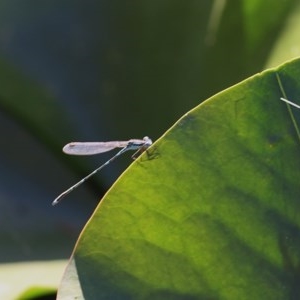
57,57,300,299
16,286,56,300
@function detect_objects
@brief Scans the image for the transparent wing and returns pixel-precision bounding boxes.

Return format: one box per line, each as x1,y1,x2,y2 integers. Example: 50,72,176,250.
63,141,129,155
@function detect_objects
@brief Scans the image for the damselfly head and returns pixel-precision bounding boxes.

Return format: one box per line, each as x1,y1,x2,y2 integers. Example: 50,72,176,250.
142,136,152,147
